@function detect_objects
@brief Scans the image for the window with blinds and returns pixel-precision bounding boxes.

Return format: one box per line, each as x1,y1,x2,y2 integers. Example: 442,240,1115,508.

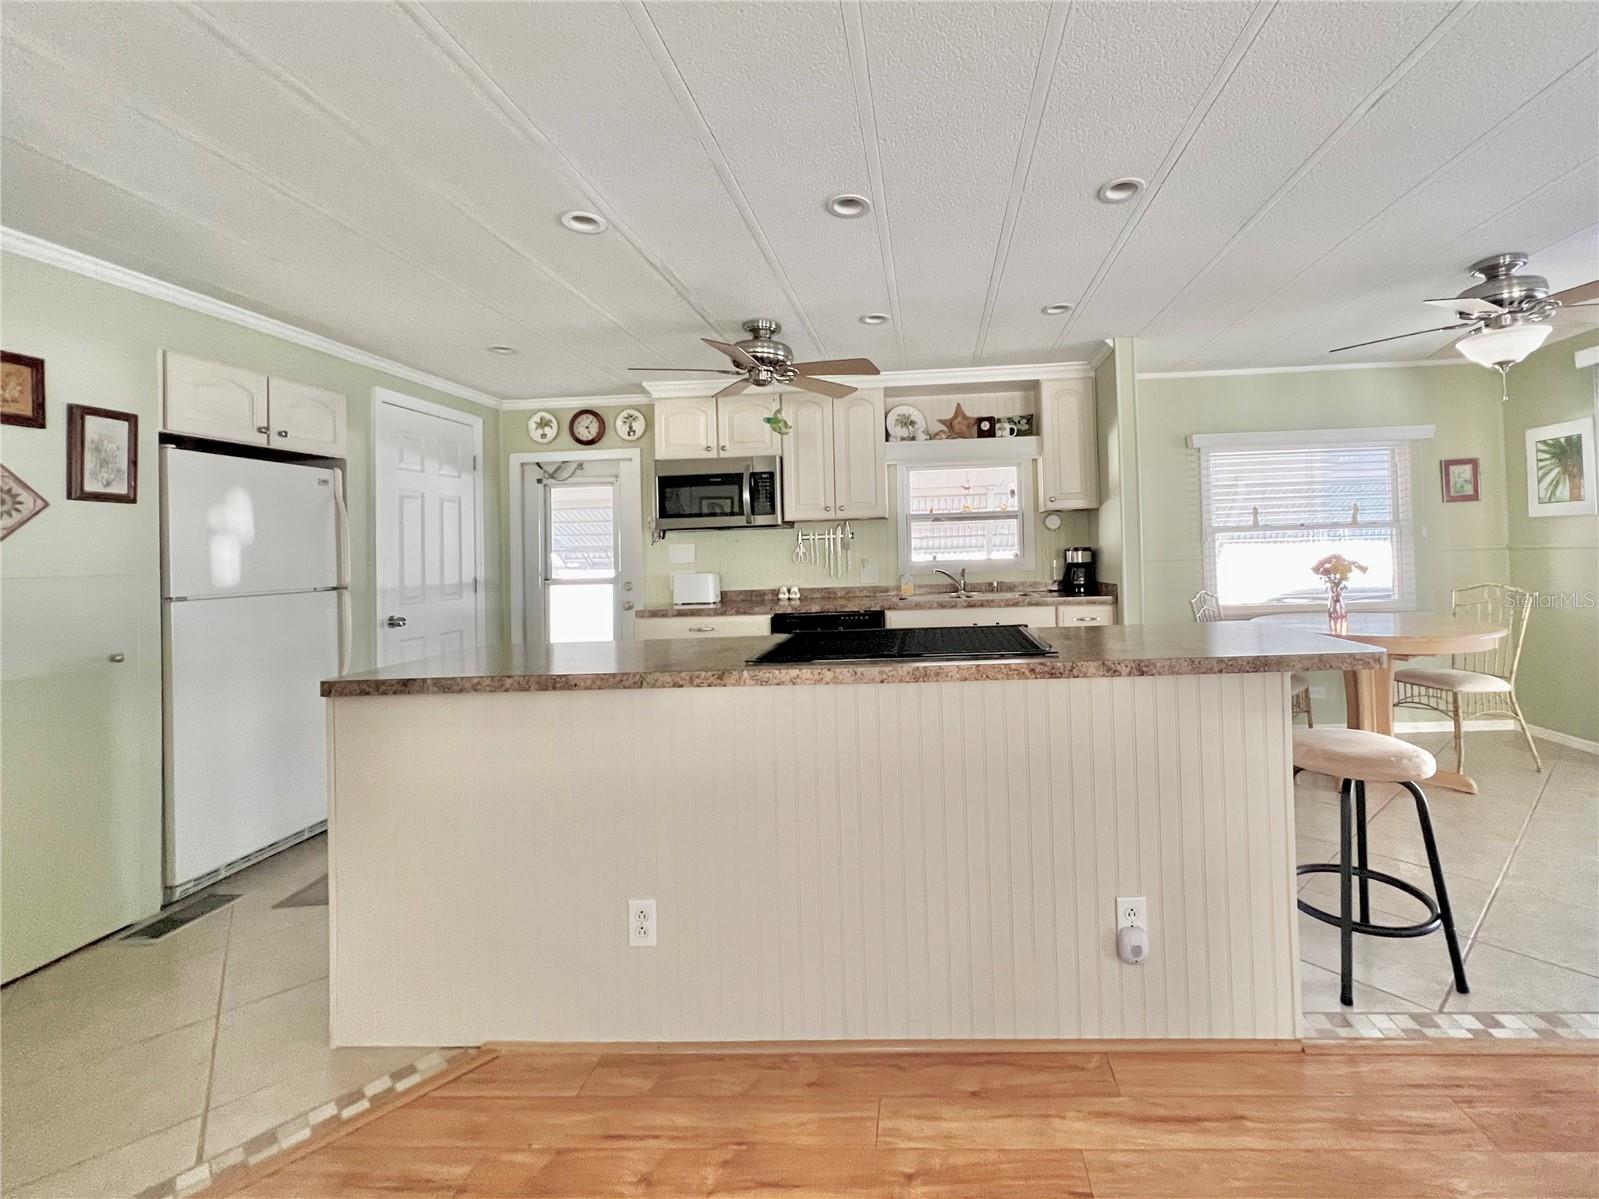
1199,442,1415,609
899,462,1033,569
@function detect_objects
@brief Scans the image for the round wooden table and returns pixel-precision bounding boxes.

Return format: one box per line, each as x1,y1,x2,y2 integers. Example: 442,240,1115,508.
1253,612,1506,794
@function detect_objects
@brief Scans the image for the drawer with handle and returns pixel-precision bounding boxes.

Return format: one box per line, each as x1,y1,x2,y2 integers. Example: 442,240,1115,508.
1058,607,1114,626
634,614,772,640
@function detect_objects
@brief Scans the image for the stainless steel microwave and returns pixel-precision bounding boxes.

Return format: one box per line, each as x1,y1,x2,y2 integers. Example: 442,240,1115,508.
655,456,783,530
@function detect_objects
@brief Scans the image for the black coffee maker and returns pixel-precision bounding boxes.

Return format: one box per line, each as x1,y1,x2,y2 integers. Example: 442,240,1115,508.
1061,546,1096,596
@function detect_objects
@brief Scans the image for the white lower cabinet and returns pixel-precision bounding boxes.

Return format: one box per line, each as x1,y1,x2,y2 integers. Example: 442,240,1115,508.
1057,606,1114,626
886,605,1062,629
634,614,772,640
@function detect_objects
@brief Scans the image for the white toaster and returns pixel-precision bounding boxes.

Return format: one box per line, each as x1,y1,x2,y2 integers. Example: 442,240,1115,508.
671,571,722,607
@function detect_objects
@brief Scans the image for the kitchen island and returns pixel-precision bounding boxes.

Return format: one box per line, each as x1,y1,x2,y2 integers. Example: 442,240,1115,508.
323,624,1379,1046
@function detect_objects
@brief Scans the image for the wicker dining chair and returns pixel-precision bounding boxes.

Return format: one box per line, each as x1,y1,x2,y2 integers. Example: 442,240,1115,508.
1393,583,1540,772
1191,590,1313,725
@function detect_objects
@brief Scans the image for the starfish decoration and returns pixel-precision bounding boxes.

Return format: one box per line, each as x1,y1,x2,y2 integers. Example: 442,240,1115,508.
937,403,978,438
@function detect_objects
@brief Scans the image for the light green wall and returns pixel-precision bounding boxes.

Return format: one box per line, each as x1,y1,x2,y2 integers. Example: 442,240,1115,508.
501,403,1092,610
1499,331,1599,743
1135,361,1510,724
0,252,503,976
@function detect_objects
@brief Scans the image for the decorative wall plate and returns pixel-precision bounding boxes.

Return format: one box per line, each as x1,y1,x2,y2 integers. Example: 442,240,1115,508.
614,408,647,442
527,411,558,444
0,464,48,539
885,404,927,441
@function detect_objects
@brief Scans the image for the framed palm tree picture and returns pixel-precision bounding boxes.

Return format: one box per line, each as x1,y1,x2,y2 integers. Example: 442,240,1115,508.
1526,417,1596,518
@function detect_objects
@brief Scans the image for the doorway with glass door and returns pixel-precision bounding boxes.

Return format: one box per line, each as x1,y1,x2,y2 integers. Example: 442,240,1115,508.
520,452,642,645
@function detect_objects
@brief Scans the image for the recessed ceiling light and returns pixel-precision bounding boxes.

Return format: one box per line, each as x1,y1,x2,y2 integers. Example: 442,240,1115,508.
859,313,890,325
559,210,608,234
1041,302,1073,316
826,193,872,218
486,345,518,356
1097,177,1144,204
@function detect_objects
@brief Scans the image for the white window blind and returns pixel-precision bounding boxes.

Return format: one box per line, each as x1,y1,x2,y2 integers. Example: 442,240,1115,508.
899,462,1032,570
1199,441,1415,609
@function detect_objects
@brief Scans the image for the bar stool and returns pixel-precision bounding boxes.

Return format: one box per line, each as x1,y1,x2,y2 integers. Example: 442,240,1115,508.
1292,728,1470,1007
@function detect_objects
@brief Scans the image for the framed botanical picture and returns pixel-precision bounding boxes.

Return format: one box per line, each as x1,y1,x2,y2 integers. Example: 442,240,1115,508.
1,351,46,428
0,465,49,539
1526,417,1596,518
67,404,139,503
1439,457,1480,503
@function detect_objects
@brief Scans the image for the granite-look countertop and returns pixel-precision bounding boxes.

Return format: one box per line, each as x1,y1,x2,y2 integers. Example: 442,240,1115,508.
635,584,1115,619
323,623,1381,697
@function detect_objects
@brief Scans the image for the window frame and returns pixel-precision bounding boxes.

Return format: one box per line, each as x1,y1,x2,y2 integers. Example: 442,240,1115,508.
896,456,1037,574
1197,438,1418,616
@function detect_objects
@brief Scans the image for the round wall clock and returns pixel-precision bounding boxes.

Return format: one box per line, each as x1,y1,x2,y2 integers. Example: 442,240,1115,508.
569,408,605,446
614,408,647,442
527,411,558,444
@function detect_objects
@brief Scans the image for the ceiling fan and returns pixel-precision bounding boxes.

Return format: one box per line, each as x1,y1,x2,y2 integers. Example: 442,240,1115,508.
1329,253,1599,399
631,318,881,401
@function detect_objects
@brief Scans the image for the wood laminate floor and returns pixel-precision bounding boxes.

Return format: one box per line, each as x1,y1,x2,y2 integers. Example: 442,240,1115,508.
218,1045,1598,1197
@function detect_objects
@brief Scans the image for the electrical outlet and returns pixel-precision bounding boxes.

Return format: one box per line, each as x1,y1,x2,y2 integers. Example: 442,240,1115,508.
1116,895,1147,930
628,898,656,947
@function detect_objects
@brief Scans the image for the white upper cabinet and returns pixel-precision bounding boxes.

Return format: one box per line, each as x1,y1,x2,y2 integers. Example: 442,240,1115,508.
830,389,887,518
164,352,348,458
268,378,348,457
654,396,718,459
163,353,269,446
780,393,834,521
781,388,886,521
1038,377,1098,510
718,394,780,456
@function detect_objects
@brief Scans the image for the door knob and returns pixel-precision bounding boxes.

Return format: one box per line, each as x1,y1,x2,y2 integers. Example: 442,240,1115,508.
385,615,408,628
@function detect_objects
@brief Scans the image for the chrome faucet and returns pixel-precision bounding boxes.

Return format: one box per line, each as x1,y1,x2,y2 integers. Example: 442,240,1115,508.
931,568,969,598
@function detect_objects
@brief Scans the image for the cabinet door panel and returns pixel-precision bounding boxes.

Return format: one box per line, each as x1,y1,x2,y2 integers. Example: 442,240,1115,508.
719,395,780,456
163,352,268,446
269,378,347,457
655,397,718,459
831,389,887,518
1039,378,1098,510
781,393,833,520
634,614,771,640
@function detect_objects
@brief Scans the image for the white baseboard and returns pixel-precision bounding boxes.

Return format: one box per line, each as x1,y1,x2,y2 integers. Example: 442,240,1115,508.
1330,717,1599,758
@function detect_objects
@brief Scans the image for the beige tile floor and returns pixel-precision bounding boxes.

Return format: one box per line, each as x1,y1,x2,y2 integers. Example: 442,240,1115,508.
1,733,1592,1197
0,835,432,1199
1296,729,1599,1014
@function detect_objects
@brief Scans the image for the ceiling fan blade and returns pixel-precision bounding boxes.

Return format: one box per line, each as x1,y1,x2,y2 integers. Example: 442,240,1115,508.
628,366,744,374
714,378,753,399
1424,297,1503,317
786,375,855,400
1555,299,1599,308
1329,322,1476,354
702,338,761,370
790,357,881,376
1550,279,1599,305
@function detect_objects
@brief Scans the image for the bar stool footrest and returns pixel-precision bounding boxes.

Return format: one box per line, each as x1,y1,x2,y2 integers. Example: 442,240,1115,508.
1295,863,1443,938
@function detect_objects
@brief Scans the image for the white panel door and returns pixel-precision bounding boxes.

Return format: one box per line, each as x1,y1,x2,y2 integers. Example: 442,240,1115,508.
375,399,481,665
1039,377,1099,510
830,389,887,518
268,377,348,457
718,395,780,456
653,397,718,459
166,590,338,888
780,393,833,520
163,352,269,446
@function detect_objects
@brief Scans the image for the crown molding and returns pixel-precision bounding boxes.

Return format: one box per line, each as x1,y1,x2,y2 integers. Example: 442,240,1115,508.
637,359,1095,399
2,228,505,410
502,394,647,411
1138,358,1472,381
1087,339,1115,371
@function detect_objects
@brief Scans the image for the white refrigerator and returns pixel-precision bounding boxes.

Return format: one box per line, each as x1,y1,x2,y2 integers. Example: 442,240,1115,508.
162,447,350,898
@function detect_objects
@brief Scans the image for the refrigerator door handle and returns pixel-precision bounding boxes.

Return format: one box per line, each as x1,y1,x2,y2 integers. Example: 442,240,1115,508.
331,468,351,590
338,590,352,676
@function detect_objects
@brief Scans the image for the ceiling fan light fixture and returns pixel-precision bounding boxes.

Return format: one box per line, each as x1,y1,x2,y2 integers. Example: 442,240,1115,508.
1041,302,1073,315
1097,177,1144,204
559,210,608,234
1455,323,1551,369
826,193,872,218
858,313,890,325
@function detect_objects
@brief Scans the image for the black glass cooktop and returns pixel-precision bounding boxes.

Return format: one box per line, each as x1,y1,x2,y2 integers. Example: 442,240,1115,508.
750,624,1055,665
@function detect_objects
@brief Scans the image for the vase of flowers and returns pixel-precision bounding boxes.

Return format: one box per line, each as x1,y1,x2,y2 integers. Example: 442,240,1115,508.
1311,554,1366,633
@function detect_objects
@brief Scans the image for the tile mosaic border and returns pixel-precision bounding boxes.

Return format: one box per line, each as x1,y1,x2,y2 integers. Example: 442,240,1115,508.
134,1046,471,1199
1304,1011,1599,1041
